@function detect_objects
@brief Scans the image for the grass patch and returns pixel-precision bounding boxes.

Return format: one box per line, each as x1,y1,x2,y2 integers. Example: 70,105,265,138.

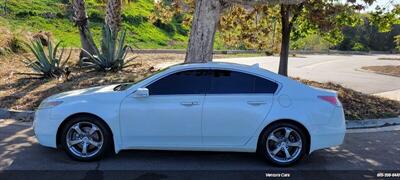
0,0,196,49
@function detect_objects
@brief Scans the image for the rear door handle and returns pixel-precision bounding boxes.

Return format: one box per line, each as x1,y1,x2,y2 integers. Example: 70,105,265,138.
180,101,199,106
247,101,267,105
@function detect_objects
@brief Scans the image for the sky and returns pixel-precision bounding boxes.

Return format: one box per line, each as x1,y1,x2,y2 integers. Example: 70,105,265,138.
348,0,399,12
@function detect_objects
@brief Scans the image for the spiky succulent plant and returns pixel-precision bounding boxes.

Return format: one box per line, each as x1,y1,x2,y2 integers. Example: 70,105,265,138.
22,40,71,78
81,24,136,72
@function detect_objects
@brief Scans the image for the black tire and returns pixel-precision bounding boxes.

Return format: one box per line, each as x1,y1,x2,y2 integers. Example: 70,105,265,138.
257,122,308,166
60,115,112,161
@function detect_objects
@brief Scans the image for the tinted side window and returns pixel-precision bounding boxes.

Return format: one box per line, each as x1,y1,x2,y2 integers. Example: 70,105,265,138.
208,70,278,94
146,70,209,95
208,70,253,94
254,75,278,93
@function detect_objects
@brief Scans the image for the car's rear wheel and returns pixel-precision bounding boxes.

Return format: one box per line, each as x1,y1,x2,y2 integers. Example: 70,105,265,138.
258,122,308,166
60,116,112,161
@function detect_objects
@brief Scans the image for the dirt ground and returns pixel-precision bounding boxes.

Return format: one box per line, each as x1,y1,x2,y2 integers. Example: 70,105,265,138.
362,65,400,77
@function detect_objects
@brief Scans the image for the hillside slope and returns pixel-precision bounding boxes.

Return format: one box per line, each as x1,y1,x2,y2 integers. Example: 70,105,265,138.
0,0,193,49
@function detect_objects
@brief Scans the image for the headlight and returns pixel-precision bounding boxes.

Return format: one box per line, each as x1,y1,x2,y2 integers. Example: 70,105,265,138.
38,101,63,109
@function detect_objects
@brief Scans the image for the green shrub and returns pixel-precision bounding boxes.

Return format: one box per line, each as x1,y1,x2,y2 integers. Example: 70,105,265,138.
122,14,147,26
352,42,369,52
15,10,37,18
153,19,175,35
175,24,188,36
88,10,104,23
81,24,136,72
59,0,70,4
395,35,400,51
22,40,71,78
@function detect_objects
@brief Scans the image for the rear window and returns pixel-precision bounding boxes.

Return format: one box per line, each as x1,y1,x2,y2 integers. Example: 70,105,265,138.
207,70,278,94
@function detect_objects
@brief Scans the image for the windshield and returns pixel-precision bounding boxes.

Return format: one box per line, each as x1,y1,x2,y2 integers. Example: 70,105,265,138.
113,67,169,91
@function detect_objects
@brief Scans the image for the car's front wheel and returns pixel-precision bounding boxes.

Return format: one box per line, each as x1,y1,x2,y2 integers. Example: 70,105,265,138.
258,122,308,166
60,116,112,161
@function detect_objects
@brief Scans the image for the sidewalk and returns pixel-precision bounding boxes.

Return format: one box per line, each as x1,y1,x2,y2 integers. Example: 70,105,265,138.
374,89,400,101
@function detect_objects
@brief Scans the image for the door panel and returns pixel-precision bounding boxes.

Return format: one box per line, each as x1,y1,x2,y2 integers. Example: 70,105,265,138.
120,95,204,147
202,94,273,146
202,69,277,146
119,69,209,148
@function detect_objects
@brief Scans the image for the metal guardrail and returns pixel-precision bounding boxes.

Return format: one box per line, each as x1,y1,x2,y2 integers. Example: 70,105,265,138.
129,49,398,55
129,49,261,54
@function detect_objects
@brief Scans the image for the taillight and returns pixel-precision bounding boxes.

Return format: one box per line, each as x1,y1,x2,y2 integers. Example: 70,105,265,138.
318,96,339,106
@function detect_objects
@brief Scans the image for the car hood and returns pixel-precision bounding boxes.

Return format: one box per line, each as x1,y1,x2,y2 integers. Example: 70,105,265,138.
47,84,119,101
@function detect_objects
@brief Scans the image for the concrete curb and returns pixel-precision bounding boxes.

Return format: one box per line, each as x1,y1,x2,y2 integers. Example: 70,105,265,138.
346,125,400,133
346,117,400,129
1,108,400,130
0,108,35,122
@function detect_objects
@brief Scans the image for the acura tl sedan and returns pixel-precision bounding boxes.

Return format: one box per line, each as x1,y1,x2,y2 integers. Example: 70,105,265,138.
34,62,345,166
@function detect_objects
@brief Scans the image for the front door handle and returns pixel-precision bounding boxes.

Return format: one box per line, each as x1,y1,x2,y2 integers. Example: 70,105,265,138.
247,101,267,105
180,101,199,106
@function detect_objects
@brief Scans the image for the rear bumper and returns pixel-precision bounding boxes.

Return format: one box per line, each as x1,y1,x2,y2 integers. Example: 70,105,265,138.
309,106,346,153
33,108,58,148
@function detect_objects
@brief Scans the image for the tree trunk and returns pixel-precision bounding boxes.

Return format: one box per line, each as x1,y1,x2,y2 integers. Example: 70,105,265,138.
185,0,222,63
72,0,97,59
105,0,122,39
279,5,290,76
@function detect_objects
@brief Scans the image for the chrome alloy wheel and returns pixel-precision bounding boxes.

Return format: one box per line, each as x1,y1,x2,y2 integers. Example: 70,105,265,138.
266,127,302,163
66,122,104,158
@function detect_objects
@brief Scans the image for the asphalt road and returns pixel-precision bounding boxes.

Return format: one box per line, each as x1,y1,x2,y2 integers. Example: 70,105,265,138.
0,120,399,179
159,54,400,94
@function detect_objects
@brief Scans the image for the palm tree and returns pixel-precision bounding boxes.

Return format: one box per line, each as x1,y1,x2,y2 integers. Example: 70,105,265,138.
105,0,122,40
71,0,97,59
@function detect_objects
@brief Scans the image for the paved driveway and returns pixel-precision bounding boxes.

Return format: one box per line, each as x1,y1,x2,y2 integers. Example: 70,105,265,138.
0,120,399,179
158,54,400,94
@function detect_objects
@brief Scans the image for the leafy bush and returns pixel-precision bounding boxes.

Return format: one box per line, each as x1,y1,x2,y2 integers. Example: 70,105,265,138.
88,9,104,23
352,42,369,52
395,35,400,51
153,19,175,35
81,25,136,72
175,23,188,36
291,34,330,51
122,14,147,26
22,40,71,78
15,10,38,18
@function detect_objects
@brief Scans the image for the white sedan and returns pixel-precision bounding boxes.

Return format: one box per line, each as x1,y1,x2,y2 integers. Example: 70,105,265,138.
34,62,345,166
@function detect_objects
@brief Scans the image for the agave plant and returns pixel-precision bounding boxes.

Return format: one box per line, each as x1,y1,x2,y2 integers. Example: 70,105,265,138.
22,40,72,78
81,24,136,72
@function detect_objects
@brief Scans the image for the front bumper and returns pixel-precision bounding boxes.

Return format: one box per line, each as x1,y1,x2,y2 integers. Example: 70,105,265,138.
33,108,58,148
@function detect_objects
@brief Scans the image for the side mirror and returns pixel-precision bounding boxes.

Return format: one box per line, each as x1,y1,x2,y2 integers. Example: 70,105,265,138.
133,88,149,98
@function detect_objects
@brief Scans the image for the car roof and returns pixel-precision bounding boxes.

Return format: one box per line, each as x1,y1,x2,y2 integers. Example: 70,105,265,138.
128,61,302,94
167,62,296,86
168,62,263,72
